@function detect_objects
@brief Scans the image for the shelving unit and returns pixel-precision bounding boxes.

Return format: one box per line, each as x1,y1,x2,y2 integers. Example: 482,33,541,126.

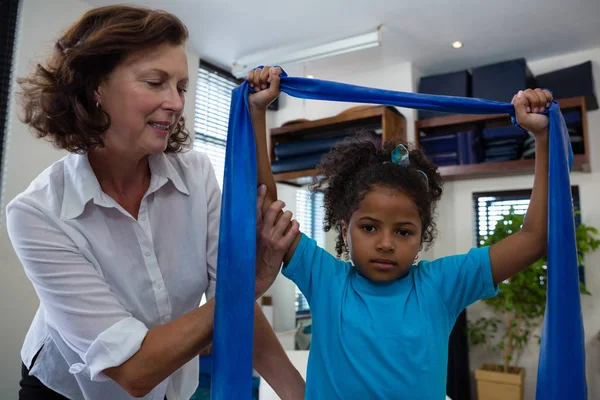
268,97,590,185
270,105,406,185
414,96,591,180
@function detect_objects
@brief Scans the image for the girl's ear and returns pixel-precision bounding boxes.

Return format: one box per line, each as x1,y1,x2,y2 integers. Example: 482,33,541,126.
341,220,348,248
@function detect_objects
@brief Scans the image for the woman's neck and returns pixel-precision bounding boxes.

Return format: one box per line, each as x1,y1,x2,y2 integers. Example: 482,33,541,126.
88,148,152,217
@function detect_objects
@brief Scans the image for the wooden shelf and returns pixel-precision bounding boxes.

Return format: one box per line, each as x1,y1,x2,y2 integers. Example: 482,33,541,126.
270,97,590,184
271,105,399,136
271,105,407,185
439,154,589,180
414,96,591,180
273,169,319,186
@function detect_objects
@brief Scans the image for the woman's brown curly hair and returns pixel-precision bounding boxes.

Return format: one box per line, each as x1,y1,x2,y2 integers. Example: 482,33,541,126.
17,5,190,153
311,131,444,259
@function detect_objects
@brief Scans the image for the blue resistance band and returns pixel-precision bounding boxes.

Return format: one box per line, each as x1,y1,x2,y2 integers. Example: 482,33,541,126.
211,68,586,400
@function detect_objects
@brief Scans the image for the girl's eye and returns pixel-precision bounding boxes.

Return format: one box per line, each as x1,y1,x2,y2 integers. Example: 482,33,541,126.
178,87,188,94
397,229,412,237
362,225,376,233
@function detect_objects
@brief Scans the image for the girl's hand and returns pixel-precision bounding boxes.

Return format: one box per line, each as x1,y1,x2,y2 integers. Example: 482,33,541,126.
512,88,553,136
248,66,282,111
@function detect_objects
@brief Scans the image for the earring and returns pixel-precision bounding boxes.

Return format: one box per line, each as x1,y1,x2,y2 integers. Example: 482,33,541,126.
414,254,419,262
96,101,100,108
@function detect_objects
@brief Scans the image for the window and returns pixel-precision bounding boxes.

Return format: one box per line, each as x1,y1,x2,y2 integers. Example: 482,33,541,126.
294,189,325,314
1,0,20,210
474,187,584,282
194,61,241,188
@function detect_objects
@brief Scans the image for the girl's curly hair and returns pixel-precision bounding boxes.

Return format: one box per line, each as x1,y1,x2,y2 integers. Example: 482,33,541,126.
17,5,190,154
311,131,444,258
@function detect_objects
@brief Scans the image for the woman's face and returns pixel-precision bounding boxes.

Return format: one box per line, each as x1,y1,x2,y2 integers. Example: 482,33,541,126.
95,43,189,157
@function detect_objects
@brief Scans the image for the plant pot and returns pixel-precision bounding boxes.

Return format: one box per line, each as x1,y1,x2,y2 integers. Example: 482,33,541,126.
475,364,525,400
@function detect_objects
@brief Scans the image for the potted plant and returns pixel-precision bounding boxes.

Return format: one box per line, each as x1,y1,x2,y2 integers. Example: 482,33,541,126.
468,207,600,400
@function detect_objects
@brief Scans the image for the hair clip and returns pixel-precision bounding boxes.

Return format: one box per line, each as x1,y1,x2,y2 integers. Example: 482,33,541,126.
391,143,410,167
391,144,429,185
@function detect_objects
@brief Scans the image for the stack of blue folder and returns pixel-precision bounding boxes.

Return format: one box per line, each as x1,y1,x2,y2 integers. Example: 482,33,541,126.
271,135,346,174
563,110,585,155
271,132,381,174
521,110,585,160
419,131,482,166
481,125,528,163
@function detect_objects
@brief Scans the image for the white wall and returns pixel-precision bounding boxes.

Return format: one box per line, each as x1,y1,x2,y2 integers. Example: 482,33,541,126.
269,48,600,399
0,0,200,395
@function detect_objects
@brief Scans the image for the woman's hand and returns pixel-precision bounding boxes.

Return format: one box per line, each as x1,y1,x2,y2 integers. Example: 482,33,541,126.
512,88,554,136
247,66,282,111
254,185,299,298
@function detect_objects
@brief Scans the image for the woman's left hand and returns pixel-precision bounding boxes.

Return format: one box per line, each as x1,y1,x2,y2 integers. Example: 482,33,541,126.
254,185,299,299
248,66,282,110
512,88,553,136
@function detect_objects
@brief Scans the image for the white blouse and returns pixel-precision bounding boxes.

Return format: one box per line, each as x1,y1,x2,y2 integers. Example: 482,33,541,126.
6,150,221,400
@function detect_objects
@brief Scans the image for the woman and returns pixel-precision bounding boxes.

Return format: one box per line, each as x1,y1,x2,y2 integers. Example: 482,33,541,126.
8,5,303,400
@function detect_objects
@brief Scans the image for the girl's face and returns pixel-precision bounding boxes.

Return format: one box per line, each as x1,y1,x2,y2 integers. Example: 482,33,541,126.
342,185,423,283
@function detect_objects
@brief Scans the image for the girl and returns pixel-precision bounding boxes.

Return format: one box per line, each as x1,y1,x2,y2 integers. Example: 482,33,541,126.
249,66,552,399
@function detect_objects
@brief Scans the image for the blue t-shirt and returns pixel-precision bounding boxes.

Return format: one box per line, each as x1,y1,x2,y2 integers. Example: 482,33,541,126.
283,234,498,400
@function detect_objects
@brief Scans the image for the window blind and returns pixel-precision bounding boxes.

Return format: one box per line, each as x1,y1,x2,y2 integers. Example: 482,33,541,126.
194,61,240,189
294,189,325,313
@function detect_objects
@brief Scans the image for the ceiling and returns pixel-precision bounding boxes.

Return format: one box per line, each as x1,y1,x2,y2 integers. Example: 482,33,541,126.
85,0,600,76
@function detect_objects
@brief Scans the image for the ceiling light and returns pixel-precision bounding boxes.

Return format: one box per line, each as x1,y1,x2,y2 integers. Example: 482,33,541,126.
452,41,463,49
306,75,315,79
231,27,382,79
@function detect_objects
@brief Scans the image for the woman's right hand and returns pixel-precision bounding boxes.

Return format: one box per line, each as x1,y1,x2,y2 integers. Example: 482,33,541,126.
255,185,299,298
247,66,282,111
